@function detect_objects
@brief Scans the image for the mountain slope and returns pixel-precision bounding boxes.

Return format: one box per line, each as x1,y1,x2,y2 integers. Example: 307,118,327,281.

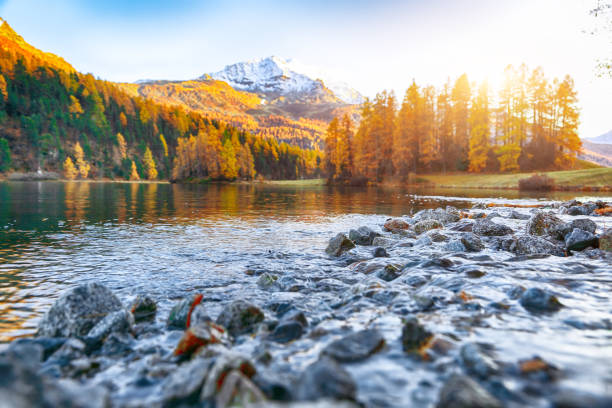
0,19,321,180
586,129,612,144
208,56,363,104
580,140,612,167
127,57,363,149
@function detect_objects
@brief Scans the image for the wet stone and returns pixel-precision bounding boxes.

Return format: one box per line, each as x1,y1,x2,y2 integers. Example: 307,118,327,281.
401,317,432,352
296,357,357,402
565,228,598,251
460,343,500,378
325,233,356,256
129,295,157,322
383,218,411,232
527,211,564,237
348,226,380,245
37,283,123,338
473,219,513,236
436,374,502,408
461,232,484,251
84,309,134,351
378,264,401,282
167,293,204,330
373,247,389,257
269,321,303,343
371,236,396,248
322,329,385,362
511,235,565,257
567,205,589,216
216,300,265,337
520,288,563,313
600,228,612,252
10,337,67,361
445,239,466,252
174,321,229,357
257,273,278,289
427,230,449,242
161,357,213,404
414,219,443,234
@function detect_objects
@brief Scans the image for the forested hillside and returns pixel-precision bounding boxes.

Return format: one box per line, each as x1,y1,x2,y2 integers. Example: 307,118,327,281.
0,20,321,181
324,65,582,183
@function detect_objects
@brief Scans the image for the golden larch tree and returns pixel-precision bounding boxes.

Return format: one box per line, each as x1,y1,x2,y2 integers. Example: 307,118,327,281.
63,157,77,180
129,160,140,181
74,142,90,179
142,146,158,180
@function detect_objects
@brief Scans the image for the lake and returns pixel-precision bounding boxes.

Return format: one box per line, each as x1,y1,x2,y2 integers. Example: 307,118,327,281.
1,181,611,407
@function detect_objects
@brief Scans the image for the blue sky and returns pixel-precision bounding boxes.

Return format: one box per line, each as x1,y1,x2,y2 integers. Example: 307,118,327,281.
1,0,610,137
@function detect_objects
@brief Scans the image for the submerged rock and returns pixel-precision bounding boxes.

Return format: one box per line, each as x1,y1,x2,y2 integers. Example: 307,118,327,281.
296,357,356,401
129,295,157,322
373,247,389,257
322,329,385,362
216,300,264,337
520,288,563,313
348,226,380,245
414,206,461,225
269,321,304,343
325,233,356,256
37,283,122,338
401,317,432,352
565,228,598,251
473,219,513,236
378,264,401,282
436,374,502,408
461,232,484,252
445,239,467,252
460,343,500,378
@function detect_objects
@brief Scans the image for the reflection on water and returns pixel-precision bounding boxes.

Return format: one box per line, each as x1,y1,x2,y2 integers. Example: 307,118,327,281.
0,180,610,342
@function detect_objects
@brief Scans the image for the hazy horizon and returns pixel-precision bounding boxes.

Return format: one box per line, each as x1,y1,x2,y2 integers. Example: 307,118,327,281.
1,0,610,138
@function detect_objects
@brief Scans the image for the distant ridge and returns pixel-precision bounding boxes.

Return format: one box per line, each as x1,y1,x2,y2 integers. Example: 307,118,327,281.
585,129,612,144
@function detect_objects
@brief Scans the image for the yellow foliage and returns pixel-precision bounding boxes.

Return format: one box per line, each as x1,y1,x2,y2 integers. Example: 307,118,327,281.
129,160,140,181
73,142,90,178
143,146,158,180
63,157,77,180
68,95,83,117
116,132,127,159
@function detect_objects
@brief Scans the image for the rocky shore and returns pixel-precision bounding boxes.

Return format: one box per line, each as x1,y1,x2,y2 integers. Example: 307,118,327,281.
1,199,611,407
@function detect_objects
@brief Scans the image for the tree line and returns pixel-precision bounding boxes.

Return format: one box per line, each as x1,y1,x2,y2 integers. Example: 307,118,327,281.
0,36,321,181
324,64,581,183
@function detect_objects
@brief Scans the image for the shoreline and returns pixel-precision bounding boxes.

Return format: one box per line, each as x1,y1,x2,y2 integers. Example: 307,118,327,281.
2,167,611,192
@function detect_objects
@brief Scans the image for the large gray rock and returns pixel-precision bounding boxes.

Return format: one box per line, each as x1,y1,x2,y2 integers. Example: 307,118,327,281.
37,283,122,338
322,329,385,362
325,233,355,256
436,374,502,408
553,218,597,240
348,226,380,245
510,235,565,257
472,219,513,236
413,206,461,225
216,300,264,337
526,211,564,236
565,228,598,251
296,357,356,401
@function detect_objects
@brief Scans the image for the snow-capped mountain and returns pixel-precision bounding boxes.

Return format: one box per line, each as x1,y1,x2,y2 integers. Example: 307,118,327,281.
206,56,363,105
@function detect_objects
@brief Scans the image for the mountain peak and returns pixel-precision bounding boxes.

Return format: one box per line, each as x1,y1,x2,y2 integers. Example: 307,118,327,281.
206,56,363,104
